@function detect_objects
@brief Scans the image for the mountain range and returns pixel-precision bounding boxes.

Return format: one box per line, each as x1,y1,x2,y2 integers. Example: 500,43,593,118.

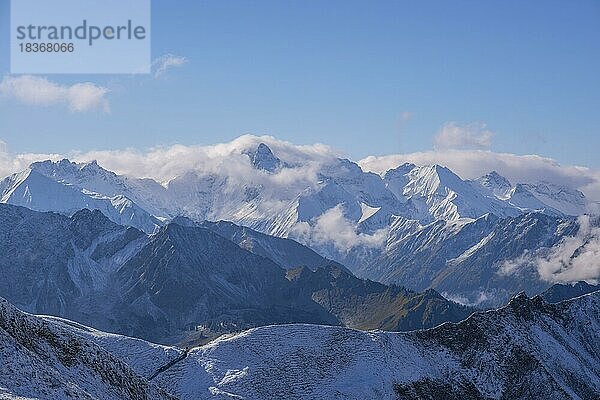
0,143,589,233
0,203,472,344
1,136,599,399
1,140,595,306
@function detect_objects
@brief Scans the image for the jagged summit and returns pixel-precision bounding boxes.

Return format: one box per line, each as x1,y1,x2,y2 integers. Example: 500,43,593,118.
483,170,510,184
404,164,465,196
250,142,282,172
391,163,517,221
30,158,112,178
0,158,162,233
475,170,512,198
384,162,416,177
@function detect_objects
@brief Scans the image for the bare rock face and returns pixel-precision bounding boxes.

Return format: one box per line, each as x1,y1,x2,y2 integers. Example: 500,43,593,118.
250,143,282,172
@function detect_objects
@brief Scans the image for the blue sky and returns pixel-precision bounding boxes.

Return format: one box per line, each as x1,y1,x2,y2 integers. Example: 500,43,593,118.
0,0,599,167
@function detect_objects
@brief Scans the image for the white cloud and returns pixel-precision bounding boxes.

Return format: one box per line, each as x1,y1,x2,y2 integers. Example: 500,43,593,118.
0,75,109,112
291,205,388,252
498,250,533,277
152,54,188,77
0,134,344,233
441,290,494,307
1,128,598,282
0,134,342,209
1,132,600,206
79,136,347,230
69,134,339,184
433,122,494,150
0,139,61,179
499,215,600,284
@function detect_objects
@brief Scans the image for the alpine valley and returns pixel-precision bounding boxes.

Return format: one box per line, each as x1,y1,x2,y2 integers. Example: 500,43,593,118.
1,135,599,399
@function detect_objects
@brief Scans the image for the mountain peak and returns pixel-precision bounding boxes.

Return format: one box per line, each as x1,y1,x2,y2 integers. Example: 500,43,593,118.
69,208,122,248
431,163,448,171
251,143,281,172
29,158,112,178
485,170,510,184
29,159,59,170
30,158,77,168
475,171,512,198
383,162,416,179
406,164,465,195
419,164,461,183
80,159,100,169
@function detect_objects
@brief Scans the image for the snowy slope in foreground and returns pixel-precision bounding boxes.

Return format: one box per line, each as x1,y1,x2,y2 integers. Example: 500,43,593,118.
40,314,183,378
0,297,173,400
154,291,600,400
2,292,599,399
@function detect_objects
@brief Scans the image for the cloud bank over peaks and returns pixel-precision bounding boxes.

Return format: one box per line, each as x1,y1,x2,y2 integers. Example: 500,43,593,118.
360,150,600,203
1,132,599,204
69,135,340,184
0,139,62,180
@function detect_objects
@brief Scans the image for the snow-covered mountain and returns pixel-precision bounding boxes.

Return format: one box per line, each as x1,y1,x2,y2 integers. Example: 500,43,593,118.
385,164,519,220
4,289,598,399
247,142,285,172
472,170,513,199
1,142,589,234
360,212,585,307
0,160,162,233
469,172,588,216
516,181,588,215
151,291,600,400
0,140,596,307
